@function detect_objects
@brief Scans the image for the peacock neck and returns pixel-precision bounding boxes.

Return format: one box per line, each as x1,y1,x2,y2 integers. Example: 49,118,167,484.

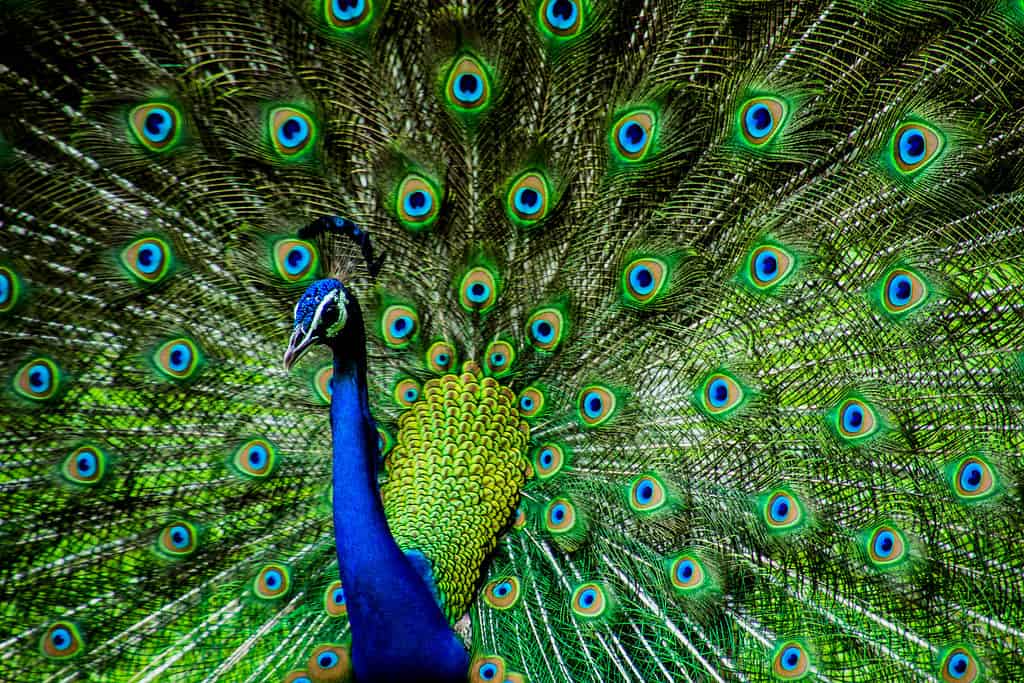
328,333,468,682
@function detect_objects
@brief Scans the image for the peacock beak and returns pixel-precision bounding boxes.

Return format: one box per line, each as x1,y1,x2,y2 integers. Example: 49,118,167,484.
283,326,315,371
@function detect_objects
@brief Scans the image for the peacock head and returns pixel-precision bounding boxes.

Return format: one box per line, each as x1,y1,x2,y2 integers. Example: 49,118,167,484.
283,278,359,370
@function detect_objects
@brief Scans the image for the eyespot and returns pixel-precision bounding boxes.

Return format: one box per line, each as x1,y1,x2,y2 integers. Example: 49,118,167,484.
325,0,372,29
525,307,565,351
866,524,907,567
40,621,83,660
534,443,565,479
738,97,787,147
232,439,277,478
314,365,333,404
622,257,668,304
629,474,667,513
269,107,317,159
669,554,706,592
544,497,576,533
539,0,582,37
396,174,441,231
891,122,943,175
426,341,456,373
951,456,997,501
763,490,803,531
939,646,980,683
157,521,198,558
834,397,878,441
323,579,347,617
254,563,291,599
611,110,655,162
484,340,515,378
880,268,928,316
283,671,313,683
272,239,318,282
377,426,393,456
121,236,173,284
747,244,794,290
0,266,19,313
307,643,351,680
506,171,551,226
571,582,608,618
470,655,506,683
14,357,60,401
393,378,421,408
577,385,616,427
513,505,527,529
154,337,201,380
517,386,544,419
129,102,182,152
483,576,521,609
459,266,499,313
445,56,492,112
381,304,419,348
772,641,810,679
697,372,744,418
61,445,107,485
504,673,527,683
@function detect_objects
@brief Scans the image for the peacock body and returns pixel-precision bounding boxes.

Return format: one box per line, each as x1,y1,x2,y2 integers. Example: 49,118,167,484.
2,0,1024,681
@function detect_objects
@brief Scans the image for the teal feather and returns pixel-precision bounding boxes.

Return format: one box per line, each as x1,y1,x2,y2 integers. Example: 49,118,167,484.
2,0,1024,681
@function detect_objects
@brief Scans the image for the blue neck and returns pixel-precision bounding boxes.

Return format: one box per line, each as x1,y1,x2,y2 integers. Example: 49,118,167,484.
330,350,468,682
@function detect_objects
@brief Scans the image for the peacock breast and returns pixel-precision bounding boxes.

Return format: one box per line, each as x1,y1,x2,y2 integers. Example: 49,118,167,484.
380,362,531,623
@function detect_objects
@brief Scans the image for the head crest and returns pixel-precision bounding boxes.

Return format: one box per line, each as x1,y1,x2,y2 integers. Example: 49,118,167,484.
298,216,385,279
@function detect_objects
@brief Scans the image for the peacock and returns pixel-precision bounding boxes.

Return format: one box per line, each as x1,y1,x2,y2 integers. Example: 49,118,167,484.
2,0,1024,680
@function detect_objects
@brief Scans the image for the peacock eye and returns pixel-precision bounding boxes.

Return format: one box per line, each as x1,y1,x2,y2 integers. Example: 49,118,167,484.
307,643,350,679
525,307,565,351
571,582,608,618
622,258,668,304
314,365,334,404
629,474,666,512
879,268,928,316
697,371,745,418
939,647,980,682
273,239,318,282
61,445,107,485
157,521,198,558
269,107,317,159
459,266,499,313
540,0,582,37
507,171,551,226
41,621,83,660
763,490,804,531
14,357,61,401
283,672,313,683
484,340,515,377
534,443,565,479
325,0,371,29
232,439,276,478
951,456,997,501
426,341,456,373
396,174,441,230
834,397,878,441
738,97,787,146
254,563,291,599
129,103,182,151
517,386,545,419
393,378,420,408
153,337,202,380
545,497,576,533
381,304,419,348
470,656,506,683
121,236,173,284
445,56,492,112
483,577,521,609
611,110,656,161
772,641,810,679
323,580,348,617
377,426,393,455
669,554,707,592
865,524,907,568
578,385,616,427
746,244,795,290
890,121,943,175
0,266,20,313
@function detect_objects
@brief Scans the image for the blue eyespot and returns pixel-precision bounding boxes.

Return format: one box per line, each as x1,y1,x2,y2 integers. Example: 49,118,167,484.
617,121,648,154
467,281,491,304
167,343,192,373
635,478,655,504
489,352,506,367
707,378,729,408
531,319,555,344
28,363,52,393
551,503,566,522
479,662,498,680
959,462,983,492
676,559,694,583
331,0,365,22
403,190,432,217
265,569,282,588
494,581,512,597
842,403,864,433
76,452,96,476
520,395,535,411
780,646,802,672
168,525,191,549
946,653,969,678
873,530,896,558
0,272,9,305
284,245,312,276
579,588,597,607
390,316,412,339
404,388,418,402
898,129,926,166
581,391,603,419
514,187,541,215
332,587,346,604
628,264,655,295
436,353,449,365
754,251,778,282
143,108,174,143
50,627,72,651
318,652,339,669
887,274,913,307
137,243,162,274
540,449,554,467
546,0,578,30
744,103,774,140
770,497,790,523
248,445,268,468
277,116,310,149
455,73,483,103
